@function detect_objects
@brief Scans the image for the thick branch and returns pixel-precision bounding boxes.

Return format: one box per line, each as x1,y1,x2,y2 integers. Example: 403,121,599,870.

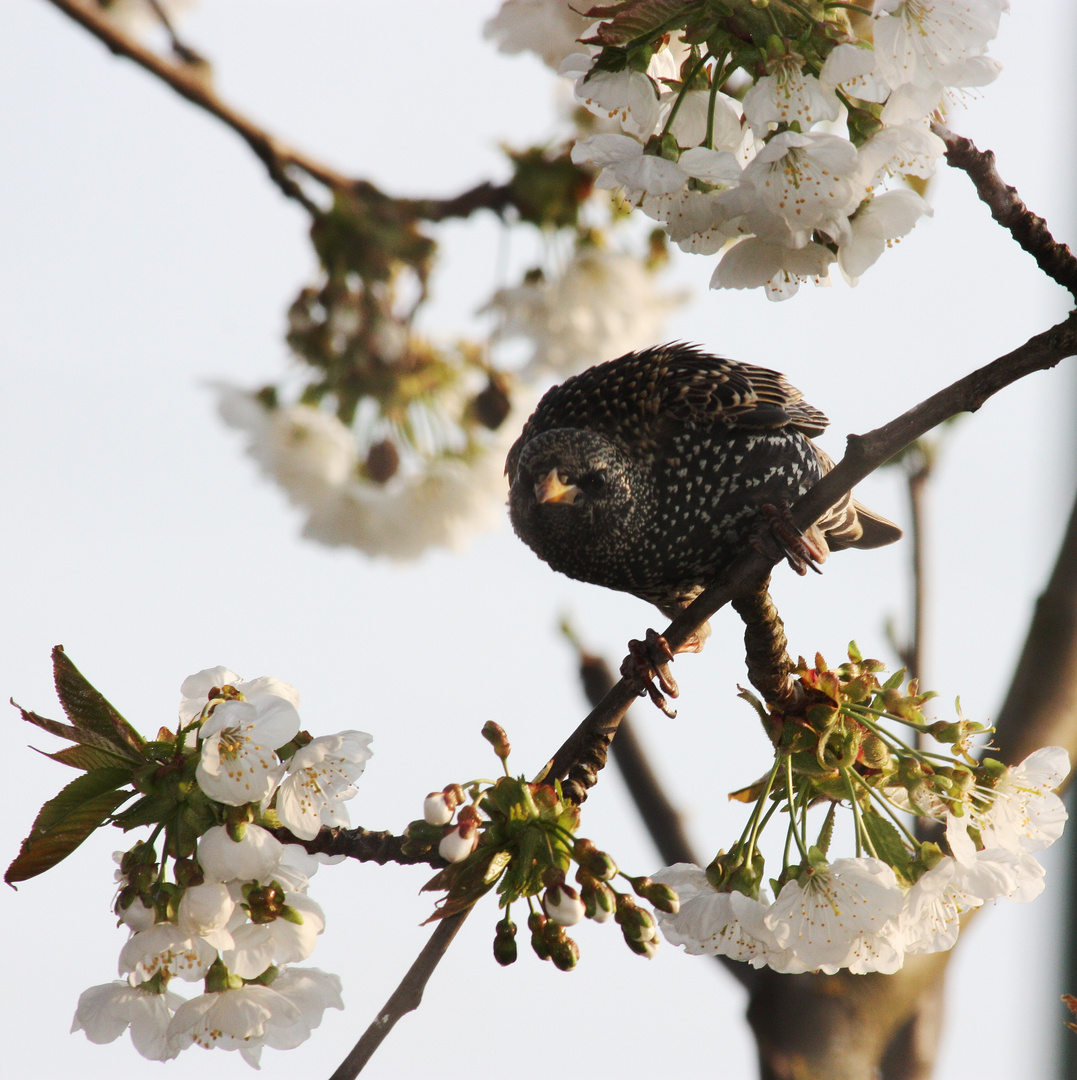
270,825,442,867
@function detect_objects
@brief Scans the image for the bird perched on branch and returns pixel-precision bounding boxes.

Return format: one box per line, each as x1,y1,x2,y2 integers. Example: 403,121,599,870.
507,343,900,630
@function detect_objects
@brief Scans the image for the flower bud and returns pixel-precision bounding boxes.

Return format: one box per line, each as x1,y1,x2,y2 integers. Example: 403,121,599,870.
423,793,454,827
543,883,586,927
549,928,580,972
528,910,550,961
624,933,659,958
438,818,479,864
481,722,512,761
583,880,617,922
493,916,518,966
574,838,617,881
640,881,680,915
859,734,891,770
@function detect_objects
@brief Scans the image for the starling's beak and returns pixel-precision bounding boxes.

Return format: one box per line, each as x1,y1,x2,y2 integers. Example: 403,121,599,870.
534,467,580,505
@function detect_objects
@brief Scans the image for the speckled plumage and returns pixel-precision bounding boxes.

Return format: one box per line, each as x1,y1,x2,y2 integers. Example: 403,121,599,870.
506,343,900,617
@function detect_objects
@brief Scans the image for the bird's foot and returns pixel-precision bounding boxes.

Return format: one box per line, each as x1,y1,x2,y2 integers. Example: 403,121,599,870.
752,502,826,576
621,629,680,717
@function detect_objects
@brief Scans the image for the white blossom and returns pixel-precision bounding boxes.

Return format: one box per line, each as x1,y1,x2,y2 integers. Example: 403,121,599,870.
712,238,836,300
198,824,284,885
72,981,183,1062
166,984,297,1065
259,967,344,1053
838,188,933,282
572,133,689,201
979,746,1070,853
484,246,684,377
651,864,777,965
215,388,359,517
742,61,839,136
764,858,906,969
177,882,236,951
483,0,591,71
221,893,326,980
118,923,217,984
274,730,373,841
899,858,982,954
196,691,301,806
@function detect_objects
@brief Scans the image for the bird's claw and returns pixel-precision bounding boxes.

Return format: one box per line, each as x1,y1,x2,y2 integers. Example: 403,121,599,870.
751,501,826,576
621,629,679,717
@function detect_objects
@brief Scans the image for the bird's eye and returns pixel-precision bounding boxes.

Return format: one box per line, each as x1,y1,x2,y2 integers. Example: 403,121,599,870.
578,471,607,496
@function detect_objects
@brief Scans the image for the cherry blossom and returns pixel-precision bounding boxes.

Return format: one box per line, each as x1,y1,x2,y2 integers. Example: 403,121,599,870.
274,730,373,840
72,981,183,1062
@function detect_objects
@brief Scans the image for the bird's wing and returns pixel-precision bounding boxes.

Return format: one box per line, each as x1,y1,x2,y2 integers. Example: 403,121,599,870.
654,345,829,436
505,344,829,477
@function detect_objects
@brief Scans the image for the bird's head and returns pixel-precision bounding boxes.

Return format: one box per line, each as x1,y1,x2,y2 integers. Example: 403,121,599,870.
508,428,650,585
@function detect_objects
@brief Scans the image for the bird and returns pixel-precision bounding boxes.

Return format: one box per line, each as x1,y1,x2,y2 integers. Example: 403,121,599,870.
506,343,901,629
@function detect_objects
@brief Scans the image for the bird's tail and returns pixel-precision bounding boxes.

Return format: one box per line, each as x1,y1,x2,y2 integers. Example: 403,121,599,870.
822,495,903,551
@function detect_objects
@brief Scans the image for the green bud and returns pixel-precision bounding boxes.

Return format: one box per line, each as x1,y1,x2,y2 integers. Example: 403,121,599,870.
493,916,518,967
549,928,580,971
642,881,680,915
860,734,891,770
624,934,659,958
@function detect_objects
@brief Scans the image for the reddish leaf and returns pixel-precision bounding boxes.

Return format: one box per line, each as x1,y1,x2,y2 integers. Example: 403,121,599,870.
582,0,704,47
5,767,134,885
52,646,146,760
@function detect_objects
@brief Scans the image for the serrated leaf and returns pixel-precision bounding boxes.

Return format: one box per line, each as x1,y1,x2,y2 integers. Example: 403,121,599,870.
52,646,147,760
583,0,705,48
860,811,913,881
16,705,143,763
35,742,134,772
5,768,134,885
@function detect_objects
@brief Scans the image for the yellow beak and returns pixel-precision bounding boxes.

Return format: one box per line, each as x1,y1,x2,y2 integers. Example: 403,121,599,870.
534,468,580,505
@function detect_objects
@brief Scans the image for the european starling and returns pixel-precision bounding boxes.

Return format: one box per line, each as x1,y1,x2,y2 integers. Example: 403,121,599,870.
506,343,901,623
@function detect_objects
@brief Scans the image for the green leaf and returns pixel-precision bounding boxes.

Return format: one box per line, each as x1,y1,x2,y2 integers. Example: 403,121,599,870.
860,811,913,882
52,646,147,760
5,767,134,885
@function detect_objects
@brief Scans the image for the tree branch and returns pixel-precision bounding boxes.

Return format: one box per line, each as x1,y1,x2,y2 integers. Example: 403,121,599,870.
328,909,471,1080
43,0,523,225
934,125,1077,299
546,312,1077,791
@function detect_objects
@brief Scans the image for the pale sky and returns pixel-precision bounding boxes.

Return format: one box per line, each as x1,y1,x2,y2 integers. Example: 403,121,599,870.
2,3,1075,1078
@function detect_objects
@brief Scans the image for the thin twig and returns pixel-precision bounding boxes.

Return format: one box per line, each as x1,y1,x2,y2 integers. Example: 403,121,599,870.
933,125,1077,299
328,909,471,1080
43,0,521,223
269,825,443,868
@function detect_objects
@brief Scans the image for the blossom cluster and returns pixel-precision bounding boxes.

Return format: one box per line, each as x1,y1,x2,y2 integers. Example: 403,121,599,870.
491,0,1008,299
12,659,372,1065
648,651,1069,974
405,722,677,968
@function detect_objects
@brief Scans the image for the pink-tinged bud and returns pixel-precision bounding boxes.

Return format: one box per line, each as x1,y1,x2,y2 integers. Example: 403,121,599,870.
543,883,586,927
481,722,512,760
424,793,454,826
438,819,479,864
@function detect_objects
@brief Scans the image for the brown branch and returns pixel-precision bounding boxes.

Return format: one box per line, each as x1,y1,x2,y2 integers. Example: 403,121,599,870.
328,909,471,1080
934,125,1077,299
269,825,443,868
547,312,1077,790
43,0,524,225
